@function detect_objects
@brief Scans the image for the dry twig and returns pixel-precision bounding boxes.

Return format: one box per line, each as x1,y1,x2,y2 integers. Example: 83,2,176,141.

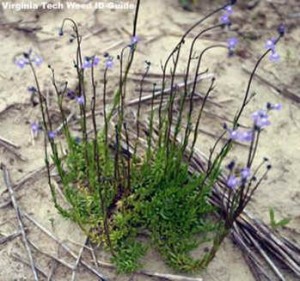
22,211,108,281
0,229,23,245
242,65,300,104
71,237,89,281
1,164,39,281
11,251,48,279
0,138,26,161
127,73,214,106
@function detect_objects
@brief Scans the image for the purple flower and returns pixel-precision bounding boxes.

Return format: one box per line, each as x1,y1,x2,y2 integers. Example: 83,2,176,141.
277,24,285,36
267,102,282,111
265,38,276,51
229,129,240,141
15,51,43,68
31,122,40,134
227,37,238,56
105,57,114,69
67,90,76,99
255,117,271,128
15,58,28,69
33,55,43,67
269,51,280,62
48,131,56,140
227,175,240,189
251,109,274,129
93,56,100,65
228,37,238,50
220,13,231,25
27,86,37,93
131,36,139,45
227,161,235,171
252,109,268,120
224,5,233,15
273,103,282,110
240,167,251,180
239,130,254,142
76,95,85,105
82,56,100,69
228,129,253,142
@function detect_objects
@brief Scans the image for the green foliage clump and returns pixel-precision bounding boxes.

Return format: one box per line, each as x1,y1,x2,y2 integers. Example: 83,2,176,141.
52,132,222,272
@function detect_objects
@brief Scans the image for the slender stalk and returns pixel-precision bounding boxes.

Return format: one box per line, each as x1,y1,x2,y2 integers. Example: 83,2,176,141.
188,77,215,161
91,61,114,255
234,35,282,126
164,48,181,154
134,62,150,156
158,2,230,144
49,67,72,145
123,123,131,194
103,67,109,158
146,83,156,162
249,130,261,167
182,45,225,156
183,24,224,103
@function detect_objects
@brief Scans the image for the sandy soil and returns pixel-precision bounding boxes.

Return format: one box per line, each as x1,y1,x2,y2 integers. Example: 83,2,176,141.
0,0,299,280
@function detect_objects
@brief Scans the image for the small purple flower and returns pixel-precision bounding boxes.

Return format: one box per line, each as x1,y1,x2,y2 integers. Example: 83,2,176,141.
252,109,268,121
227,37,238,55
82,56,100,69
15,58,28,69
15,51,43,68
239,130,254,142
229,129,239,141
227,175,240,189
76,95,85,105
131,36,139,45
228,129,253,142
227,161,235,171
33,55,43,67
267,102,282,111
105,57,114,69
58,29,64,36
67,90,76,100
31,122,40,134
220,14,231,26
277,23,285,36
272,103,282,110
252,109,272,129
265,38,276,51
48,131,56,140
269,51,280,62
93,56,100,65
228,37,238,50
256,117,271,128
224,5,233,15
27,86,37,93
240,167,251,180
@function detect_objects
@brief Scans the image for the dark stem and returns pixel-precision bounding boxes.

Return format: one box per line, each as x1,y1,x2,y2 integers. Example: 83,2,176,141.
234,35,282,126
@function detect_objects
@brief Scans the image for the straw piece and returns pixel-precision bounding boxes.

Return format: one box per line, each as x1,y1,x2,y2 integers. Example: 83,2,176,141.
1,164,39,281
71,237,88,281
11,251,47,279
0,136,20,148
242,65,300,103
127,74,214,106
22,211,108,281
0,139,27,161
0,229,23,245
